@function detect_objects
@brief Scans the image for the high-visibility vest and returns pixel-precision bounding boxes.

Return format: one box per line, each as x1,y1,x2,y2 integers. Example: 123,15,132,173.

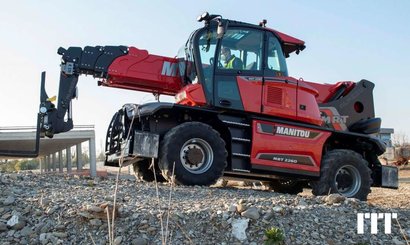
225,56,239,69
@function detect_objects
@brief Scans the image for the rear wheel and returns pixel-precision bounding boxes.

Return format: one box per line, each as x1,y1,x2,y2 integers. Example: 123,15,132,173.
264,180,304,194
159,122,227,186
310,149,372,201
133,159,166,182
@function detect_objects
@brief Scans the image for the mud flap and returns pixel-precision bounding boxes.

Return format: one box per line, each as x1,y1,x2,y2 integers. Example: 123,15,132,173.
381,165,398,189
133,131,159,158
105,131,159,167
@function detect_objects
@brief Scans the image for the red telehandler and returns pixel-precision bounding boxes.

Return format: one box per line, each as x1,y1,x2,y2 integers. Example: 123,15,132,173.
6,13,399,200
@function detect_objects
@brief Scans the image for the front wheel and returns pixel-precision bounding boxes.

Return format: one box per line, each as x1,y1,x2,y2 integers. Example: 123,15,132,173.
159,122,228,186
133,159,166,182
310,149,372,201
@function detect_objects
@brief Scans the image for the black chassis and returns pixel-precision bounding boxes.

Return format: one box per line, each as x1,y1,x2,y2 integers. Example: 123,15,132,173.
104,102,397,189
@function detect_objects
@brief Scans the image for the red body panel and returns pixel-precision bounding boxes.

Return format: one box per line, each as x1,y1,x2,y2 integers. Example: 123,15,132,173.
304,81,355,104
176,83,206,106
297,80,322,126
251,120,331,174
262,77,298,120
105,47,182,95
237,76,322,126
236,76,263,113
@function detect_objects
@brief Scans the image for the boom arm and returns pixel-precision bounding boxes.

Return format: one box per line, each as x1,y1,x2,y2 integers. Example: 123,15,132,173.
40,46,183,138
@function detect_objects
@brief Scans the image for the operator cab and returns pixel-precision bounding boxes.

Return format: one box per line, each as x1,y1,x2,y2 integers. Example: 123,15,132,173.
177,13,321,126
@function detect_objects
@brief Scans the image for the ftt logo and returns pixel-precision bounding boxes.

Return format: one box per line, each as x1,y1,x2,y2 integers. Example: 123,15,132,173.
357,213,397,234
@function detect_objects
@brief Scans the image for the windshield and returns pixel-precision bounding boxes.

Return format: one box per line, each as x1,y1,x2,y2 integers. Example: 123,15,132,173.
196,29,218,99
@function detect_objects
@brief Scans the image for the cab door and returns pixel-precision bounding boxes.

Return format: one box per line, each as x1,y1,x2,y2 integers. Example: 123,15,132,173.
213,27,264,112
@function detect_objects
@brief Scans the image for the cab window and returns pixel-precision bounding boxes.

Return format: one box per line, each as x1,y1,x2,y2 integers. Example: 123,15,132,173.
266,33,288,76
217,28,263,71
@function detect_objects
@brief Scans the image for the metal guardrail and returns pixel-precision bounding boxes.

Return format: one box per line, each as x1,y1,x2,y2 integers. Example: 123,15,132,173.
0,125,94,131
0,124,94,157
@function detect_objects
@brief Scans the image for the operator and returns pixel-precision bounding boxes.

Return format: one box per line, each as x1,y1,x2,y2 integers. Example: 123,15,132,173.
221,47,243,69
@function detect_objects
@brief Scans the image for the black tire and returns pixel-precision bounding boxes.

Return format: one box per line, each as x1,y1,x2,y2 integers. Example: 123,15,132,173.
133,159,166,182
159,122,227,186
310,149,372,201
264,180,304,194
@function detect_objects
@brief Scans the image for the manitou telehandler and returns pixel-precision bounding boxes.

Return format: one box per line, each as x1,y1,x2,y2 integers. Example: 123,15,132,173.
6,13,398,200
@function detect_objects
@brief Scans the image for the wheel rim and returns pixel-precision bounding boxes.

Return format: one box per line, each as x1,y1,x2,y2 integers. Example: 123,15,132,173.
180,138,214,174
334,165,361,197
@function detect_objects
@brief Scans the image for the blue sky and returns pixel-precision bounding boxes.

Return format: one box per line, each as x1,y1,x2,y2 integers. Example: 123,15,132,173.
1,1,409,152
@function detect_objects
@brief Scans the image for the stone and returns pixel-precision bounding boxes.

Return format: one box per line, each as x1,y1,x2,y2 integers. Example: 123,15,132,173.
131,237,148,245
40,197,51,206
272,206,284,213
3,196,15,206
0,222,7,231
241,207,260,220
392,238,405,245
114,236,123,245
0,168,404,245
311,232,320,240
86,205,104,213
263,211,274,221
7,229,15,237
231,218,249,241
298,199,308,206
78,211,94,219
52,232,68,238
20,226,33,236
228,204,237,212
6,215,26,230
46,206,58,215
222,211,230,220
325,194,346,205
89,219,102,226
147,226,157,232
55,224,66,231
39,233,48,244
236,203,246,213
8,174,18,180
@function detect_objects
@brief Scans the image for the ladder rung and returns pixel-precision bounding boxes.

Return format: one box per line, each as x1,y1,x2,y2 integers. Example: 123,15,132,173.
222,120,250,127
232,137,251,142
232,153,251,158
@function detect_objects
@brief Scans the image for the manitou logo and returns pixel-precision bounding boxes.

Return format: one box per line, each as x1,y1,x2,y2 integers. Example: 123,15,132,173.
275,126,310,138
357,213,397,234
161,61,177,77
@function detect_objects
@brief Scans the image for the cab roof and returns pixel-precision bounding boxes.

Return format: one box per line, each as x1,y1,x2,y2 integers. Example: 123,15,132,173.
217,18,306,57
267,28,305,57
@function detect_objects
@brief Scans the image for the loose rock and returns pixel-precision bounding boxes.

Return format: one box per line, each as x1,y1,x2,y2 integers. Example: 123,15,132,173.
0,171,408,245
236,203,246,213
3,196,15,206
241,207,260,220
325,194,346,205
114,236,123,245
89,219,102,226
6,215,26,230
231,218,249,241
132,237,148,245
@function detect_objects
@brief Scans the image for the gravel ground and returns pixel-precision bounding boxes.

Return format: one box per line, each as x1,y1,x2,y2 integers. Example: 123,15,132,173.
0,172,409,245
